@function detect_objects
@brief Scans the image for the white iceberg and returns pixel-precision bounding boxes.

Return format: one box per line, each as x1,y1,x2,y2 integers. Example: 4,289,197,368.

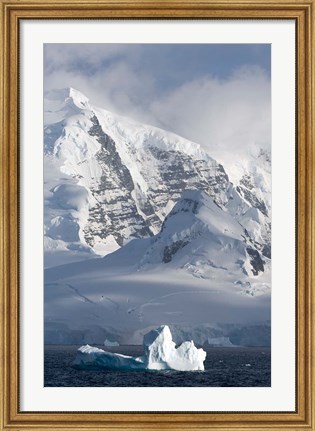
73,344,145,370
104,339,119,347
73,325,206,371
143,325,206,371
206,336,235,347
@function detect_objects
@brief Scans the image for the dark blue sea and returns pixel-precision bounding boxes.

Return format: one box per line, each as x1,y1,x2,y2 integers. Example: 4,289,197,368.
44,345,271,387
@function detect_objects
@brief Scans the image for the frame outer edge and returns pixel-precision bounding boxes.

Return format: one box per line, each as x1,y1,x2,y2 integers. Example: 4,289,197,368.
309,1,315,429
299,1,314,429
1,1,10,430
0,1,314,430
306,2,315,429
297,6,306,425
10,6,19,426
0,0,4,429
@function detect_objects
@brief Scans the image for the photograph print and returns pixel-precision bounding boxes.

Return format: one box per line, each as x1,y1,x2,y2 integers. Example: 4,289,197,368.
44,43,271,387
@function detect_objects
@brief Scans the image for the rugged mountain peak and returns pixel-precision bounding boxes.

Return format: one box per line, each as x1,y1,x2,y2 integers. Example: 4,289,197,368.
134,189,267,279
160,189,242,241
166,190,207,216
45,87,90,108
162,190,206,221
165,189,226,217
43,88,271,268
44,87,91,126
257,147,271,163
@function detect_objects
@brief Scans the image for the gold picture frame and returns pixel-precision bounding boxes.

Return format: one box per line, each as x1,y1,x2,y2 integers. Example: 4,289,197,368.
0,0,314,429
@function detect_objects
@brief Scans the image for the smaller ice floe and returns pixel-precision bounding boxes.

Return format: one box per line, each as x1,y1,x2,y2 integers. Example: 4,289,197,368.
73,325,206,371
73,345,144,370
104,339,119,347
206,336,235,347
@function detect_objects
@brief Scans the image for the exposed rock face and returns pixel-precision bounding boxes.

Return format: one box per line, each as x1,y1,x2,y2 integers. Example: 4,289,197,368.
162,240,189,264
237,182,268,217
246,247,265,276
136,189,267,278
44,87,271,266
84,115,152,248
84,117,234,251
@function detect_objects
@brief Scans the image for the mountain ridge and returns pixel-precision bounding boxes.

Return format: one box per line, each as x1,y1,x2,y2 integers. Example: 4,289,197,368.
44,87,271,268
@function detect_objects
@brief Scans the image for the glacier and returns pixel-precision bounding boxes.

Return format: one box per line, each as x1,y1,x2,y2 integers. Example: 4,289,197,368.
72,325,206,371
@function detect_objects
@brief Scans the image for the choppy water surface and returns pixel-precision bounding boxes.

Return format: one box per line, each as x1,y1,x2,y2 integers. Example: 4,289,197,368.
44,345,270,387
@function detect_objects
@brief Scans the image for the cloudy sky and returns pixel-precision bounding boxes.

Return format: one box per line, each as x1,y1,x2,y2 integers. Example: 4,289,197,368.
44,44,271,165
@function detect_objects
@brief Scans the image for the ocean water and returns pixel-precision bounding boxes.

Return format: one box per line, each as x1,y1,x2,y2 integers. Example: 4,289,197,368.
44,345,271,387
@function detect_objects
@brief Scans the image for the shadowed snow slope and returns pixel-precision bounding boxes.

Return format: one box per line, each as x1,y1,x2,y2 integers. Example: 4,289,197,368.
136,189,268,279
45,190,270,345
44,87,271,267
72,325,206,371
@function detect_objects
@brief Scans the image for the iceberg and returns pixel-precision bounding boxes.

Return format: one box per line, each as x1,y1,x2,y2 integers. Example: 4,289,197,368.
104,339,119,347
73,325,206,371
143,325,206,371
206,336,235,347
72,344,145,371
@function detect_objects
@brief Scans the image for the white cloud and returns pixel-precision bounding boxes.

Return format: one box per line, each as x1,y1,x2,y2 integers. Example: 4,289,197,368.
44,44,137,74
149,66,271,166
45,45,270,168
45,58,157,124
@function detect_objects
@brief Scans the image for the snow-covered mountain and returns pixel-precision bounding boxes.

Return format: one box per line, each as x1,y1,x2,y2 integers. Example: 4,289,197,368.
44,87,271,267
224,148,271,258
134,190,268,279
44,87,271,345
45,189,270,345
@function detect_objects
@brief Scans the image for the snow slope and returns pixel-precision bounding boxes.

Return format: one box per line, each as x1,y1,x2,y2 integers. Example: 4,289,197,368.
44,87,271,267
135,190,268,279
45,190,270,345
